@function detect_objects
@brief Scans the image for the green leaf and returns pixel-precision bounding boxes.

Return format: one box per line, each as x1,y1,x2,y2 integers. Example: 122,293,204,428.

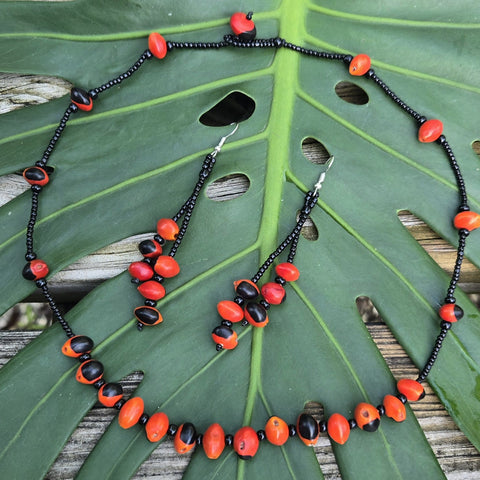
1,1,479,479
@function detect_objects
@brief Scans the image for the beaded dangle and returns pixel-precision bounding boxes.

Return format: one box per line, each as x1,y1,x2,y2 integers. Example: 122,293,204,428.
128,124,239,330
211,156,334,351
17,8,480,465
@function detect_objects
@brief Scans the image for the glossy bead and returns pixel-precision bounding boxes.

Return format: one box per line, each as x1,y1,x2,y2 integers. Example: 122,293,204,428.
139,239,163,258
354,402,380,432
349,54,371,76
174,423,197,454
154,255,180,278
296,413,319,446
211,325,238,350
454,211,480,232
383,394,407,422
397,379,425,401
418,119,443,143
233,426,259,460
156,218,179,240
22,259,49,281
203,423,225,459
76,359,104,384
148,32,168,59
128,261,154,281
217,300,244,323
244,302,269,328
265,416,289,446
439,303,464,323
275,263,299,282
23,166,49,186
70,87,93,112
261,282,286,305
145,412,169,442
234,279,259,299
119,397,144,429
62,335,94,358
230,12,256,41
327,413,350,445
134,306,163,326
98,383,124,407
137,280,166,301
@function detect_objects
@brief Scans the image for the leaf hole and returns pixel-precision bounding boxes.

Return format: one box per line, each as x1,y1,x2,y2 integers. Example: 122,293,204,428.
335,81,369,105
297,210,319,241
199,91,255,127
206,173,250,202
472,140,480,159
302,137,331,165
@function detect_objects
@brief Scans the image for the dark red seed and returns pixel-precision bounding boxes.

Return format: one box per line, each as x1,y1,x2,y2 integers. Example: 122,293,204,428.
128,261,154,281
261,282,286,304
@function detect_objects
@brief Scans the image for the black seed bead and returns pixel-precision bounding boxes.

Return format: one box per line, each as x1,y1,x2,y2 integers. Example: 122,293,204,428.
343,55,353,64
31,185,42,193
225,434,234,446
275,276,287,286
288,424,296,437
115,399,126,410
168,424,178,436
257,430,266,441
397,394,408,404
131,278,140,285
196,434,203,446
138,413,149,425
78,353,91,362
69,103,79,113
440,320,453,330
318,421,327,433
221,320,233,327
25,252,37,261
377,405,386,416
234,296,245,306
94,378,106,389
458,204,470,212
137,322,144,331
144,300,157,307
154,235,166,246
260,300,270,310
216,344,223,351
241,319,249,327
35,278,47,288
348,419,358,429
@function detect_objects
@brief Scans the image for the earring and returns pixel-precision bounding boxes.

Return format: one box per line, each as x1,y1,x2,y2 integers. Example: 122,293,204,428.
212,156,334,350
129,124,239,330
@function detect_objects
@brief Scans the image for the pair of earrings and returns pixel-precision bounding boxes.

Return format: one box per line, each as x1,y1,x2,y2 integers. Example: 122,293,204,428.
126,118,333,350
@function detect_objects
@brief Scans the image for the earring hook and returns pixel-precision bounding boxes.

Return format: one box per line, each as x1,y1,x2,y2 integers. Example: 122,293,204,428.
211,123,239,157
313,155,334,195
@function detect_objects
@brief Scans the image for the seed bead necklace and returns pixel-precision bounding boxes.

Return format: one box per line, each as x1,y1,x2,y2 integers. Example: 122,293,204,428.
19,10,480,464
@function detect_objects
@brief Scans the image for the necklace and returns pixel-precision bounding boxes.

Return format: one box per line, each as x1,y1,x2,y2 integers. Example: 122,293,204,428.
7,9,480,479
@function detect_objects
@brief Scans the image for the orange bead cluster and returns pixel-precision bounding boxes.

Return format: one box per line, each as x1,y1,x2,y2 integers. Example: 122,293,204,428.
211,262,298,350
128,218,180,327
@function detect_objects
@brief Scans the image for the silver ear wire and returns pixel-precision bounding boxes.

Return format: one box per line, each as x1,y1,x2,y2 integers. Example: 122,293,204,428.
313,156,334,195
210,123,239,157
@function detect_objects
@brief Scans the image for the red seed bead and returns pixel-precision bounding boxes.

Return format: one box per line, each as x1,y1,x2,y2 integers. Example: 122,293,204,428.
22,259,49,281
139,239,163,258
98,383,124,408
275,263,300,282
383,394,407,422
148,32,168,59
230,12,256,41
439,303,464,323
296,413,319,446
234,279,260,299
327,413,350,445
76,359,104,385
174,423,197,454
418,119,443,143
203,423,225,459
354,402,380,432
70,87,93,112
261,282,286,305
134,306,163,326
23,166,49,186
154,255,180,278
349,54,371,76
211,325,238,350
265,416,289,446
157,218,179,240
217,300,244,323
233,426,259,460
119,397,144,429
128,261,154,281
137,280,166,301
397,379,425,401
62,335,94,358
145,412,169,442
454,211,480,232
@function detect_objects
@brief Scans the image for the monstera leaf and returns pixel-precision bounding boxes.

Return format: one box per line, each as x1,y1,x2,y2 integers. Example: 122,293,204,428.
1,1,479,479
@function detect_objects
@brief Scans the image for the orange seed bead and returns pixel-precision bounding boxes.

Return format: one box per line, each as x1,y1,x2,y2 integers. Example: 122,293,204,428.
203,423,225,459
118,397,144,429
349,54,371,76
275,262,300,282
454,211,480,232
327,413,350,445
156,218,179,240
418,119,443,143
354,402,380,432
148,32,167,59
265,416,289,446
397,379,425,401
145,412,169,442
217,300,244,323
154,255,180,278
383,395,407,422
